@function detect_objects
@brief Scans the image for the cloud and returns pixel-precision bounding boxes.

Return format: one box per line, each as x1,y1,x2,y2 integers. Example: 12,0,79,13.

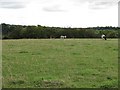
95,1,114,6
42,5,67,12
0,0,118,10
0,0,29,9
41,0,70,12
89,1,117,9
69,0,118,9
0,2,25,9
90,0,118,9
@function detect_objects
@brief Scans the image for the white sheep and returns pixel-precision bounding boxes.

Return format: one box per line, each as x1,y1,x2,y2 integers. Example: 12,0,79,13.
101,34,107,40
60,35,66,39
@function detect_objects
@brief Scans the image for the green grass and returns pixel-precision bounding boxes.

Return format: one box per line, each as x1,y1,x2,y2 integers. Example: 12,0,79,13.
2,39,118,88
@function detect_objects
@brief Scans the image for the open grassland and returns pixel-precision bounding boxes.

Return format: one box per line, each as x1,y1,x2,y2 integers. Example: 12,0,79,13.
2,39,118,88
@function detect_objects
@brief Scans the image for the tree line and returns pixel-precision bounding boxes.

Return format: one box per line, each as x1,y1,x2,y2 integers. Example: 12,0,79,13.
1,23,119,39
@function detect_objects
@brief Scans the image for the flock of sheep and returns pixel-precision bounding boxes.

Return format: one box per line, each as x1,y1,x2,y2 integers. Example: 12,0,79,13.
60,34,107,40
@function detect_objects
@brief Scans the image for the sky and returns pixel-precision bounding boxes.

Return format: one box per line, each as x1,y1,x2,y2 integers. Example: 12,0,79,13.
0,0,119,28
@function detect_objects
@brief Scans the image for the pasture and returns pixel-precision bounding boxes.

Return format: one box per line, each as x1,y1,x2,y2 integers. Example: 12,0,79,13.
2,39,118,88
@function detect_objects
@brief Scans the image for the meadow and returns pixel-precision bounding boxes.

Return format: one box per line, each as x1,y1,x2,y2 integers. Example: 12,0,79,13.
2,39,118,88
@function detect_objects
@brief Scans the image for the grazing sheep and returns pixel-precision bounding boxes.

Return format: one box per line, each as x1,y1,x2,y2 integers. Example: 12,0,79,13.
60,35,66,39
101,34,107,40
64,36,66,39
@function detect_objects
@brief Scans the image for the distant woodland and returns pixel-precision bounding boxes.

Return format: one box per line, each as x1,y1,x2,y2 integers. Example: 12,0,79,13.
1,23,119,39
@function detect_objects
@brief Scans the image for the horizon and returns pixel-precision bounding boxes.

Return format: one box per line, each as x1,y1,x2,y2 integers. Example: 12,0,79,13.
1,23,119,28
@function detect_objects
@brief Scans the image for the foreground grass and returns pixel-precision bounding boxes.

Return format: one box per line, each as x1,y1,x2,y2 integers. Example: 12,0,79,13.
2,39,118,88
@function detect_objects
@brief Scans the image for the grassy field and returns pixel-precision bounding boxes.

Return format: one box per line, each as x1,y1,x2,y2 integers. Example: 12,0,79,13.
2,39,118,88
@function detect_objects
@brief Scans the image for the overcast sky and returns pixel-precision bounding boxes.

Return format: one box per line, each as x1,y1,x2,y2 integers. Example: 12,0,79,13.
0,0,119,27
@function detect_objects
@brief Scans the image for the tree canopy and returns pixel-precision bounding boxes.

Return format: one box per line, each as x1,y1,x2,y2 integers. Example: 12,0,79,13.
1,23,119,39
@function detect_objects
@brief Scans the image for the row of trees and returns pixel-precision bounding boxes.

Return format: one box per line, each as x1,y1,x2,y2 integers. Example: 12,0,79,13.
1,23,119,39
